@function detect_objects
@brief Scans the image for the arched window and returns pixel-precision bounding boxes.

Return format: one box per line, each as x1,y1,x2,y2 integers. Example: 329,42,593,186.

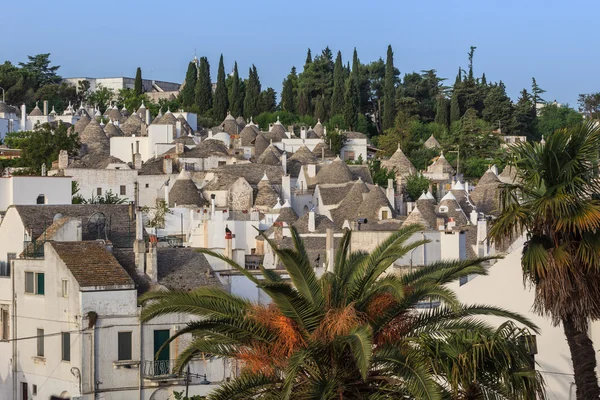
36,195,46,205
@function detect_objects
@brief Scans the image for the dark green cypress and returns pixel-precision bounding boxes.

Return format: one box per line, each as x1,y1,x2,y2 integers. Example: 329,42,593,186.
134,67,143,96
330,51,345,116
213,54,229,121
244,65,261,118
229,62,243,116
481,73,487,86
467,46,476,82
281,67,297,113
305,49,312,68
382,45,396,130
344,72,359,130
195,57,212,115
435,96,449,128
352,48,361,111
450,91,460,123
181,62,197,108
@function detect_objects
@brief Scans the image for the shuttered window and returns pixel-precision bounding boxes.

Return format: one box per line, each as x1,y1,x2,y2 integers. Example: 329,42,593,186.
118,332,132,360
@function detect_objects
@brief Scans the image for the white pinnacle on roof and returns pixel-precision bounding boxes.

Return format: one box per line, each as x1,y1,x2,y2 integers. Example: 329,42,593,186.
49,106,57,116
452,180,465,190
261,172,269,181
225,111,235,120
418,191,428,200
282,199,292,208
441,191,457,201
273,197,282,210
426,191,435,200
121,105,128,112
94,108,102,117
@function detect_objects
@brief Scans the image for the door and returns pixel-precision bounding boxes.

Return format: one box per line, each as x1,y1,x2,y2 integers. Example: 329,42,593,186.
153,329,170,376
21,382,27,400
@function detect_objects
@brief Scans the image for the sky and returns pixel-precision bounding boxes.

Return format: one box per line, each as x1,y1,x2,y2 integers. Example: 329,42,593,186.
3,0,598,107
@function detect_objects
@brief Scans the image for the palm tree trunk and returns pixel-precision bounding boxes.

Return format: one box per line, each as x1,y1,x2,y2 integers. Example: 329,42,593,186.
563,316,600,400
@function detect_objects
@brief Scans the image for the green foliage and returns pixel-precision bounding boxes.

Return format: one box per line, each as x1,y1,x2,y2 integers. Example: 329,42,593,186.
259,88,277,114
325,114,347,133
330,51,345,116
280,67,297,113
399,69,443,122
173,391,203,400
181,62,197,108
434,96,449,128
134,67,143,96
408,147,439,172
536,103,583,139
213,54,229,121
326,130,347,155
343,71,359,130
140,227,544,400
6,123,79,174
531,77,545,105
455,108,500,159
195,57,212,115
298,47,334,118
141,199,172,229
578,92,600,119
88,84,114,113
382,45,397,130
244,65,261,118
19,53,61,88
34,82,77,114
513,89,536,140
83,189,127,204
483,82,513,133
229,62,243,117
405,173,431,201
368,159,395,186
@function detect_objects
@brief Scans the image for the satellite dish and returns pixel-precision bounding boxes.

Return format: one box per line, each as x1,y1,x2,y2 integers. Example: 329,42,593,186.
53,213,64,222
87,212,107,239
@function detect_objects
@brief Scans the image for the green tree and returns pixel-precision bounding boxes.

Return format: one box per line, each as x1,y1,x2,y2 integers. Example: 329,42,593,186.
280,67,297,113
531,77,546,106
435,96,450,128
19,53,61,87
34,82,77,114
467,46,476,82
244,65,262,118
456,108,500,159
134,67,143,96
405,173,432,201
84,189,127,204
6,123,79,174
213,54,229,121
490,122,600,400
304,48,312,67
482,82,514,133
513,89,536,139
87,84,114,113
577,92,600,119
367,159,394,185
229,62,243,116
382,45,397,130
298,47,334,118
180,62,197,108
536,103,583,139
343,72,359,130
195,57,212,115
259,88,277,114
141,226,544,400
352,48,364,112
327,130,347,155
330,51,345,116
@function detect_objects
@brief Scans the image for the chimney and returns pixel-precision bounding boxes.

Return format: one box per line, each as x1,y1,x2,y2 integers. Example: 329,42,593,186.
386,179,395,208
41,163,47,177
133,141,142,170
208,129,213,138
43,100,48,116
470,210,478,225
146,242,158,283
281,151,287,175
301,126,306,139
324,126,327,135
210,194,216,216
134,207,146,274
225,225,233,259
145,109,151,125
176,120,182,138
58,150,69,169
307,164,316,178
308,211,316,232
21,104,26,131
175,142,184,155
325,228,334,272
164,179,170,206
281,175,291,202
163,156,173,174
141,122,148,136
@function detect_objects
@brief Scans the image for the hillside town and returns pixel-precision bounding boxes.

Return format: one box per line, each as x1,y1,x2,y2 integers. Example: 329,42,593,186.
1,13,600,398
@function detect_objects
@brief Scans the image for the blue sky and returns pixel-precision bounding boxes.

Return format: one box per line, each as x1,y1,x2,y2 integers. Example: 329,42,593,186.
3,0,598,106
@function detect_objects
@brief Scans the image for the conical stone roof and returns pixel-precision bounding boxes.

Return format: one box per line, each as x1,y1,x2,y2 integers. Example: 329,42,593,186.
313,119,324,136
168,171,207,208
331,179,369,226
356,186,395,221
289,145,318,164
381,145,416,177
80,119,109,155
254,176,280,209
316,157,353,184
121,113,144,136
275,201,298,226
104,121,124,138
73,115,91,135
159,110,178,125
29,103,43,116
240,125,258,147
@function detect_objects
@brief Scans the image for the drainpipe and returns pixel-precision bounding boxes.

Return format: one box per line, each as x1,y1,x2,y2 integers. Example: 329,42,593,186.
92,323,96,399
139,316,143,400
11,259,16,400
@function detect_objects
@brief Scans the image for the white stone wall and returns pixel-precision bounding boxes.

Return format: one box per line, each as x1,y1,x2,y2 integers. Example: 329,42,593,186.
0,176,72,211
67,169,138,204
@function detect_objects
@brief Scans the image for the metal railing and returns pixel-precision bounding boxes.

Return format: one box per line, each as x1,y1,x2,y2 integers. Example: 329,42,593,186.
143,360,178,379
22,240,45,258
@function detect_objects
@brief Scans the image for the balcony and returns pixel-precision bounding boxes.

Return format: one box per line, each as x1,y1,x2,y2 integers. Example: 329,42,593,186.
142,360,212,386
22,240,45,258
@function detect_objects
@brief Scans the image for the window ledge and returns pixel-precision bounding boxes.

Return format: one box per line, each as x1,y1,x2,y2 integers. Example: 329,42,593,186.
113,360,140,369
32,356,46,363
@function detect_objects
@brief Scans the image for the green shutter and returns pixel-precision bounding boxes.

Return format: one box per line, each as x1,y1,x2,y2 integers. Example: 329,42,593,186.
62,332,70,361
118,332,132,361
36,273,44,295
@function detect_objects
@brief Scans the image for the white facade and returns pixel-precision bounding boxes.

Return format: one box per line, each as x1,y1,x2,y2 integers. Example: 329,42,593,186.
63,77,180,96
110,124,175,163
0,176,72,212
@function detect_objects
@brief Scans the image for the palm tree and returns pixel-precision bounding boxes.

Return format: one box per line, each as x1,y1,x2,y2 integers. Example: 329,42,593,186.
489,121,600,400
141,224,544,399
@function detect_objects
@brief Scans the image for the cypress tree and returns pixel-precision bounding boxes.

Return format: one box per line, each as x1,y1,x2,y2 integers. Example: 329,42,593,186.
352,48,362,111
435,96,449,128
195,57,212,115
297,88,308,116
450,92,460,123
467,46,476,82
305,49,312,68
344,72,359,130
244,65,261,118
330,51,345,116
229,62,243,116
481,73,487,86
134,67,143,96
213,54,229,121
315,95,326,122
382,45,396,130
531,77,546,106
281,67,297,113
181,62,197,108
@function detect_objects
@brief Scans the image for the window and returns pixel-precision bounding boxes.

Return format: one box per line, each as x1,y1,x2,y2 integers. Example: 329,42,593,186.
21,382,27,400
61,332,70,361
120,185,126,195
25,272,44,295
185,162,195,171
62,280,68,298
381,210,389,220
36,194,46,204
1,253,16,277
439,205,448,213
218,161,226,166
145,183,150,188
1,307,9,340
97,187,102,196
37,329,44,357
118,332,132,361
345,151,355,161
32,385,37,396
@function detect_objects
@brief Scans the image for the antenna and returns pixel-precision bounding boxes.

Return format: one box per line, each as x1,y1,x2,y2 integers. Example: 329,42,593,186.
87,212,107,239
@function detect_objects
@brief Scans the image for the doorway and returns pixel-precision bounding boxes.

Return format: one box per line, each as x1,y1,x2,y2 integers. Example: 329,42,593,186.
153,329,170,376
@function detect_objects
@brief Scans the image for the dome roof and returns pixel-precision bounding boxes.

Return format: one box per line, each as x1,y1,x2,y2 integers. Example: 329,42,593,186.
356,186,395,221
80,119,109,155
221,112,240,135
289,145,318,164
275,201,298,226
313,119,324,136
73,115,91,135
121,106,130,117
104,121,124,138
29,103,43,117
239,125,258,147
312,142,335,159
269,117,286,137
106,106,123,122
381,145,416,177
121,113,144,136
168,171,207,208
316,157,353,184
254,175,280,209
159,110,178,125
0,102,14,114
235,116,246,127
